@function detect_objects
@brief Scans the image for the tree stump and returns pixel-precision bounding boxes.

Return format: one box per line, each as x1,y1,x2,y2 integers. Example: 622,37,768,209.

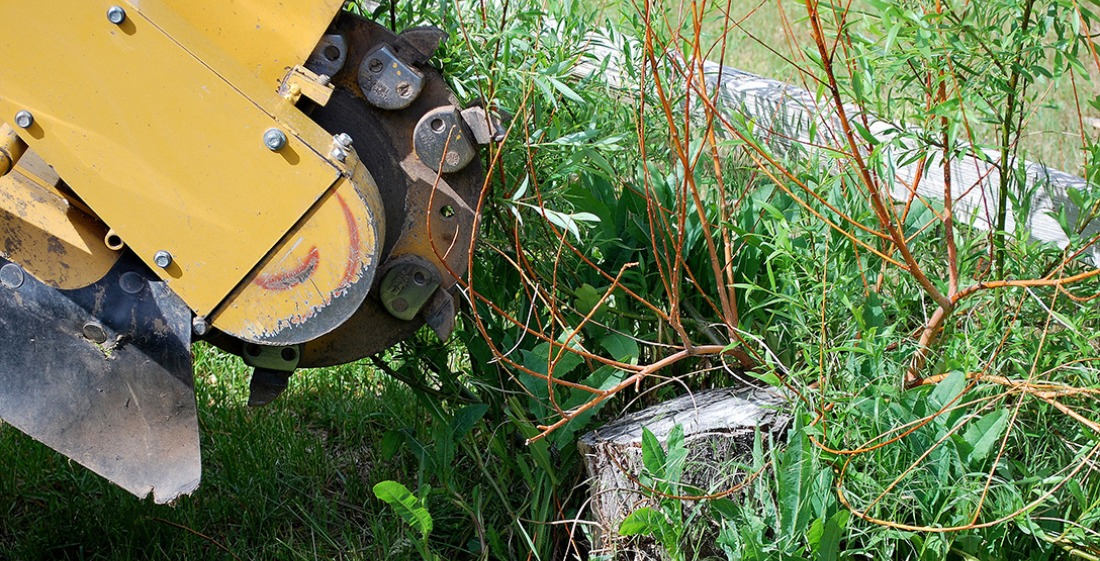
578,387,789,559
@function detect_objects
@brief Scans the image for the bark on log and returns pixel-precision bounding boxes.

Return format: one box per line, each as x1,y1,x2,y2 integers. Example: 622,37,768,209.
578,387,789,559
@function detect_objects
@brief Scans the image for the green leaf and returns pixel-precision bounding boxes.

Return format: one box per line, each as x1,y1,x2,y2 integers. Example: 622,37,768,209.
373,480,433,539
743,369,784,388
665,425,688,484
641,427,667,479
450,404,489,440
548,76,585,104
816,511,848,561
710,498,739,520
379,429,404,460
929,370,966,409
965,409,1010,464
600,333,639,364
619,507,670,537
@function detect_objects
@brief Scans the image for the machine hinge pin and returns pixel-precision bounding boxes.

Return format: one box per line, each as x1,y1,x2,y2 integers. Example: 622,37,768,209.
263,128,288,151
13,111,33,129
106,5,127,24
153,250,173,269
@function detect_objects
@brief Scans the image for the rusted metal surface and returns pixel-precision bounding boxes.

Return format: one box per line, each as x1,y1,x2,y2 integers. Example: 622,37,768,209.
0,253,200,504
293,15,485,366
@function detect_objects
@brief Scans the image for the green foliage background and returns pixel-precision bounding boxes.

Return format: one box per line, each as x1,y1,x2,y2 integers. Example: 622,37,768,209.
4,0,1100,560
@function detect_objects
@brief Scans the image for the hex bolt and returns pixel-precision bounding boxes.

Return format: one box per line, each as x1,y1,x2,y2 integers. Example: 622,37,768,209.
331,133,353,162
153,250,173,269
396,81,412,98
263,128,288,151
106,5,127,24
13,111,33,129
192,316,209,337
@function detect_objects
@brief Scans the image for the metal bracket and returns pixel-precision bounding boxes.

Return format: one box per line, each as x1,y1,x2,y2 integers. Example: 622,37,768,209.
305,34,349,78
460,106,507,144
358,45,425,110
241,343,301,407
379,256,442,321
414,105,477,173
279,65,335,106
241,343,301,372
0,254,199,503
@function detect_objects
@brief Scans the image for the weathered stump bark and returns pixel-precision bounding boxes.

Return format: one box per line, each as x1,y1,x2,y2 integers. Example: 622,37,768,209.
578,387,789,559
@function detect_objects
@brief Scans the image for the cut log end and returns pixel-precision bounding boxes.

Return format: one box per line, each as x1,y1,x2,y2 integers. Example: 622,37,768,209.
578,386,790,559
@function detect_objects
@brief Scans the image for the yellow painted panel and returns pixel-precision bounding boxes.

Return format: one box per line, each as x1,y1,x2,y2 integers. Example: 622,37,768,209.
0,167,120,290
213,161,384,344
142,0,344,87
0,1,340,315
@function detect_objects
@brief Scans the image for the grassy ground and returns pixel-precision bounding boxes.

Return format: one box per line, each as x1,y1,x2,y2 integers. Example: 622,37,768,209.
0,346,424,560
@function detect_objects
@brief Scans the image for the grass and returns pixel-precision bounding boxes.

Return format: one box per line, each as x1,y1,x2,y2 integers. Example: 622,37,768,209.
0,345,426,560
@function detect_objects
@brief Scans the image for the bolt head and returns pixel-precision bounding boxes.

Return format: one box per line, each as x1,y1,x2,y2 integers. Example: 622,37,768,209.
192,316,209,337
118,271,145,294
0,263,24,289
263,128,288,151
368,58,383,73
82,322,109,344
13,111,33,129
106,5,126,24
334,132,353,147
396,81,412,97
153,250,173,269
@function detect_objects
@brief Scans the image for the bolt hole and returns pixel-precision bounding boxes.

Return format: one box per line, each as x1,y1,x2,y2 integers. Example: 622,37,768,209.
245,344,262,357
413,271,427,285
281,347,298,362
430,118,446,133
104,232,124,251
324,45,341,62
440,205,455,218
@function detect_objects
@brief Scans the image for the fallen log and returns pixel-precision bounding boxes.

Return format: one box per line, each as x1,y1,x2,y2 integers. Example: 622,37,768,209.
573,36,1099,267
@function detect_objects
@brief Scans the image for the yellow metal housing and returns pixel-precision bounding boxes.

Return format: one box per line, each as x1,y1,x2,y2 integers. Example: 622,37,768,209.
0,153,120,289
149,0,346,87
0,0,383,343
